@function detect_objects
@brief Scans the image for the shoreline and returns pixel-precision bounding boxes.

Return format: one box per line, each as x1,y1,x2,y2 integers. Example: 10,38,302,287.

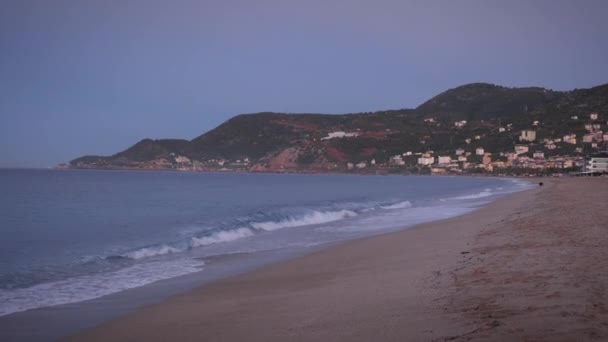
63,180,562,341
0,176,527,342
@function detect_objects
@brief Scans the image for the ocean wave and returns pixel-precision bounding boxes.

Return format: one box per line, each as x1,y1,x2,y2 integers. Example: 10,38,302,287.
251,209,358,231
123,244,184,259
380,201,412,210
447,190,494,200
191,227,255,247
0,258,204,317
107,202,411,262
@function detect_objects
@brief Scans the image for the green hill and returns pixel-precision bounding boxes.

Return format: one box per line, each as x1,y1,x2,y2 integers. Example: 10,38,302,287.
66,82,608,173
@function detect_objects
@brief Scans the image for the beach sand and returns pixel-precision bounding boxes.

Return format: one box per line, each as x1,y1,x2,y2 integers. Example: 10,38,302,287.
66,178,608,341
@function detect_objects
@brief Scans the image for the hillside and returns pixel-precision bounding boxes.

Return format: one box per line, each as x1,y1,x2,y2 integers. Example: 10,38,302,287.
65,83,608,174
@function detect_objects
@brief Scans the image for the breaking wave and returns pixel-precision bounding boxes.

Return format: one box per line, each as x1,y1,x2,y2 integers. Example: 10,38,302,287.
380,201,412,210
0,258,204,317
116,203,419,262
450,191,493,200
251,209,358,231
191,227,255,247
123,244,183,259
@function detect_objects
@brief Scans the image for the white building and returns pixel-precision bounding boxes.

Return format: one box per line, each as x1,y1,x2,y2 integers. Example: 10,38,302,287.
498,127,506,133
455,148,465,156
533,151,545,159
437,156,451,164
390,155,405,166
417,156,435,165
174,155,191,164
475,147,485,156
454,120,467,128
563,134,577,144
520,130,536,142
583,134,595,143
590,113,599,120
321,131,359,140
585,152,608,173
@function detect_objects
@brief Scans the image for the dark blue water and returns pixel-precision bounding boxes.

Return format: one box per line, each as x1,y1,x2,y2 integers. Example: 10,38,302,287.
0,169,530,316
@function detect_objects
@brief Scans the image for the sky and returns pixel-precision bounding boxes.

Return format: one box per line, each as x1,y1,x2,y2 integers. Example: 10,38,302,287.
1,0,607,167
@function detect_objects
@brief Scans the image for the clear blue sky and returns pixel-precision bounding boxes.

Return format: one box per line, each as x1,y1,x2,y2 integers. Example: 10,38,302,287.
1,0,607,167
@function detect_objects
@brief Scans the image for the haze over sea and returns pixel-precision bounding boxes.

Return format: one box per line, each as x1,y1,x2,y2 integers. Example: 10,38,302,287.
0,169,530,316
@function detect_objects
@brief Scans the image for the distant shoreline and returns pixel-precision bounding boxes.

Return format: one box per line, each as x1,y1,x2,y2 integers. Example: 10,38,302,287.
49,165,573,179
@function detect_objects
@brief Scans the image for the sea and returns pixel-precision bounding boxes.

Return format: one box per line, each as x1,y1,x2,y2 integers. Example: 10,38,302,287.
0,169,532,319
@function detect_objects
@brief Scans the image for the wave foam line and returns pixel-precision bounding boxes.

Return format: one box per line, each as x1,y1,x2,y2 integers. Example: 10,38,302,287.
380,201,412,210
191,227,254,247
123,245,184,259
0,259,204,317
251,209,357,231
447,191,494,200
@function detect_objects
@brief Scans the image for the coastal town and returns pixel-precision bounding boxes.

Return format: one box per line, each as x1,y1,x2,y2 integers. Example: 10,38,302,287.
374,112,608,176
65,111,608,177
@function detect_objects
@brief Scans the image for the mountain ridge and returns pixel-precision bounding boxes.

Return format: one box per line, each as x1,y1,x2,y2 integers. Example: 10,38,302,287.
65,82,608,174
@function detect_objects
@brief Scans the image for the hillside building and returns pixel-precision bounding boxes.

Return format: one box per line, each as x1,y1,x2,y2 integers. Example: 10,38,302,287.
417,156,434,166
454,120,467,128
437,156,451,165
533,151,545,159
321,131,359,140
584,152,608,173
563,134,577,144
520,130,536,142
390,155,405,166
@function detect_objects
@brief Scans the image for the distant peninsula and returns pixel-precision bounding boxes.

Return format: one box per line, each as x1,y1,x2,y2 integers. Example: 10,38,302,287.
60,82,608,176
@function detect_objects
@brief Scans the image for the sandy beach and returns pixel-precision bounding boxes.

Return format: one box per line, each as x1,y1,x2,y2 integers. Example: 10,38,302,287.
65,177,608,341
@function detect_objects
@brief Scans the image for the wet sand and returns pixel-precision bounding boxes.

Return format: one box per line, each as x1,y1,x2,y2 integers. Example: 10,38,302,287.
66,178,608,341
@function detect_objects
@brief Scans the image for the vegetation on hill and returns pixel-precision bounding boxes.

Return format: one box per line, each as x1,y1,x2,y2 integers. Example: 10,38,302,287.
67,82,608,172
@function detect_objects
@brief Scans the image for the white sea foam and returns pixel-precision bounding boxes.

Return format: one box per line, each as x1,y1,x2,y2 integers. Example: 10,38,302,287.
380,201,412,210
191,227,255,247
320,204,474,233
251,210,358,231
124,245,183,259
448,190,494,200
0,258,204,317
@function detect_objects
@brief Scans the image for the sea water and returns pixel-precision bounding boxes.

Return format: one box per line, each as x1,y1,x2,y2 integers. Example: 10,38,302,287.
0,169,531,316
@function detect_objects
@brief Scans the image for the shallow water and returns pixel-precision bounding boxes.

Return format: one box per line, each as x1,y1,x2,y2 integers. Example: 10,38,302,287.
0,169,531,316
